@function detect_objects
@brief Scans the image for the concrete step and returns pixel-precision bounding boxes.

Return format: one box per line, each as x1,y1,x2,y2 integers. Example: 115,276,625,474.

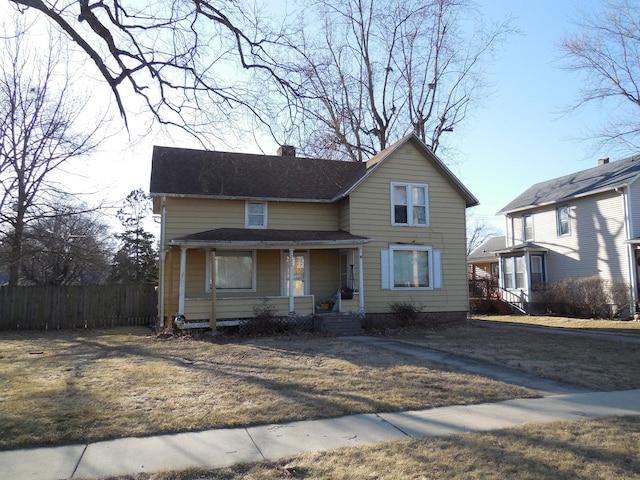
314,314,364,336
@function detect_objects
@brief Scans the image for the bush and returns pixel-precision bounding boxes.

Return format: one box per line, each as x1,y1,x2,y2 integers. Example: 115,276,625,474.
388,301,420,327
245,298,281,334
536,277,631,319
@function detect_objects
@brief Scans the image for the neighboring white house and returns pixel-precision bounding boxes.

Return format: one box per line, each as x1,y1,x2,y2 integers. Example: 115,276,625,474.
494,154,640,314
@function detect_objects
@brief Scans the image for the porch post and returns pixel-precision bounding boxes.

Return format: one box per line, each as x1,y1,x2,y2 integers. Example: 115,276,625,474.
288,248,295,313
358,246,364,312
159,250,166,327
178,247,187,317
209,249,217,329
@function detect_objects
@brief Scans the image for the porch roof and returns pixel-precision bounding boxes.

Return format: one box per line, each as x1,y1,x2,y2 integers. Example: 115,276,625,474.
170,228,373,249
494,242,548,256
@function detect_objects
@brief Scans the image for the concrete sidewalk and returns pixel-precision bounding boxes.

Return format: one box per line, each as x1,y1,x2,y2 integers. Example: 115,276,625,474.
2,389,640,480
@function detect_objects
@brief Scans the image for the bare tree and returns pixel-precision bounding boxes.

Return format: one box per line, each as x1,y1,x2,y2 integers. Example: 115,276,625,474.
560,0,640,150
19,197,114,285
0,20,105,285
7,0,301,143
466,211,501,257
283,0,512,161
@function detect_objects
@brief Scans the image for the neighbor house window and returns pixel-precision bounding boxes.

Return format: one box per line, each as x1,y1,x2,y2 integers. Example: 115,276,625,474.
206,250,255,291
391,182,429,226
522,214,533,241
556,205,570,236
246,201,267,228
391,245,432,289
502,255,526,289
530,255,544,289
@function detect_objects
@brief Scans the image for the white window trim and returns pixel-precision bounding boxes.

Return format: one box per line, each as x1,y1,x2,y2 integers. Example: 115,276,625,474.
556,205,571,237
522,214,534,242
280,250,310,296
390,182,429,227
389,244,434,290
245,201,267,229
206,250,257,293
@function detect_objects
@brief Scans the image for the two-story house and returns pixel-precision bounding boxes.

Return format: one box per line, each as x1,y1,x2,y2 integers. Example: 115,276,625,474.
496,154,640,314
149,133,478,329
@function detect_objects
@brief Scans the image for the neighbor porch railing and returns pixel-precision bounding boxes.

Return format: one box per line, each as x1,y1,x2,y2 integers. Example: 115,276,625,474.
498,287,528,314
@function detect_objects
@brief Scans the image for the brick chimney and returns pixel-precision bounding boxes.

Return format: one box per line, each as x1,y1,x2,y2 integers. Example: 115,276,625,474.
277,145,296,157
598,157,610,166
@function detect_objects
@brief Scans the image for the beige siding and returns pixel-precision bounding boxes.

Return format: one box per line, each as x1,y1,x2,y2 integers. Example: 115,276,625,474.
349,141,469,313
164,197,338,242
310,250,340,301
165,198,244,241
256,250,281,296
269,202,339,230
338,197,351,231
508,191,630,284
185,296,315,320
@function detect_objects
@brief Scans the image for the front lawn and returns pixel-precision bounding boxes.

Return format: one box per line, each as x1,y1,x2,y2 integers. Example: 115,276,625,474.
0,327,532,450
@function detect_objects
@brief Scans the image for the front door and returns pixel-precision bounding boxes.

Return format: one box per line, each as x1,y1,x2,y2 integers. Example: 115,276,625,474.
283,251,309,296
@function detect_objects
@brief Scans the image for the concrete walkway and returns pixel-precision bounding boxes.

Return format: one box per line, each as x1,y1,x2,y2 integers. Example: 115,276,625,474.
2,334,639,480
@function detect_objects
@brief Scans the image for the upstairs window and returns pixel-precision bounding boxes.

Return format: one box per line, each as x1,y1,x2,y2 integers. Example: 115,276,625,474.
522,214,534,241
246,201,267,229
556,205,570,236
391,182,429,226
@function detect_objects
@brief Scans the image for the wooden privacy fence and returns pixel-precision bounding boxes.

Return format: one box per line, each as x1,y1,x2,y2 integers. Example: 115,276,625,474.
0,284,158,331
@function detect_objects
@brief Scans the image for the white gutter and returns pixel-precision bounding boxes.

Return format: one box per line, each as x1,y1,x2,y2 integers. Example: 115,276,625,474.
621,187,637,314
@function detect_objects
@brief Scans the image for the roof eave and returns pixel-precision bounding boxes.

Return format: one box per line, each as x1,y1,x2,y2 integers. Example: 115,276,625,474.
337,133,479,207
499,184,630,215
169,238,373,249
150,192,333,203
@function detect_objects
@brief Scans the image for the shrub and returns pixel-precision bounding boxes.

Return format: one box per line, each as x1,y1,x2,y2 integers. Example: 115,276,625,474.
245,298,280,334
537,277,631,319
388,301,420,327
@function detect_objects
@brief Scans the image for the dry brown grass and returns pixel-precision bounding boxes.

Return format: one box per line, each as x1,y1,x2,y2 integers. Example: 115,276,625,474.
114,416,640,480
474,314,640,332
0,327,533,450
398,317,640,390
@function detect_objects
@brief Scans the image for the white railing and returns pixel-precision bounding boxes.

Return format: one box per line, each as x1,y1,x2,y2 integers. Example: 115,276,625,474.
498,287,528,314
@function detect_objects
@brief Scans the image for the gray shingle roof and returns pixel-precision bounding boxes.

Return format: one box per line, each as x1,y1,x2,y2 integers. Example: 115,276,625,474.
498,154,640,214
468,235,505,262
170,228,372,247
150,146,367,201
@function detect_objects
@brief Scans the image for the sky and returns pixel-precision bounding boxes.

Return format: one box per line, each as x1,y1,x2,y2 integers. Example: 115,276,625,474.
5,0,629,237
452,0,618,232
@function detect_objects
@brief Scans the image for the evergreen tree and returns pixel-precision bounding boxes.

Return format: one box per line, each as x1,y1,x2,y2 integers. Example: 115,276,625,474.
109,189,158,284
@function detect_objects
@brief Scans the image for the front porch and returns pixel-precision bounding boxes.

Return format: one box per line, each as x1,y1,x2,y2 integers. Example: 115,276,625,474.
159,228,372,329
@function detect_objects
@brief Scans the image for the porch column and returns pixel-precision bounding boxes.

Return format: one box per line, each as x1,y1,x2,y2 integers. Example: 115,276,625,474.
209,249,217,329
178,247,187,317
159,250,166,327
358,246,364,312
288,248,295,313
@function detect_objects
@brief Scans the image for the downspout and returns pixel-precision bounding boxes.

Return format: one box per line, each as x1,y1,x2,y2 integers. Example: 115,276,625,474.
358,246,364,312
620,186,637,315
159,197,167,328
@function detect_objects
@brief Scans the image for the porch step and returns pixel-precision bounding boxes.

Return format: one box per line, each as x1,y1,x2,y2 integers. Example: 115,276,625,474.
314,314,364,336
